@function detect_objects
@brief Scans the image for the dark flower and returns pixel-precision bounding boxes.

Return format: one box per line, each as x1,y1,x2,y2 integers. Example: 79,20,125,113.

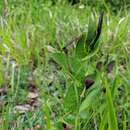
63,123,71,130
102,87,106,93
68,0,79,5
107,61,115,73
84,77,94,89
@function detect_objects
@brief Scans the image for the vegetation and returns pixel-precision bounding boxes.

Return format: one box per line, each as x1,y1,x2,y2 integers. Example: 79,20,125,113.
0,0,130,130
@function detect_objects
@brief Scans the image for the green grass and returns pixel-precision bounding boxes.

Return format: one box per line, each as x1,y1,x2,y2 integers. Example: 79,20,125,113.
0,0,130,130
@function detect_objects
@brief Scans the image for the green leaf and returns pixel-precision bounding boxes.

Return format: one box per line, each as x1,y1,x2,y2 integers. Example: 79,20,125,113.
105,79,118,130
68,56,85,79
51,52,68,71
64,84,78,113
99,109,108,130
75,35,87,59
82,12,104,61
86,12,103,51
43,102,52,129
79,87,100,113
86,15,97,48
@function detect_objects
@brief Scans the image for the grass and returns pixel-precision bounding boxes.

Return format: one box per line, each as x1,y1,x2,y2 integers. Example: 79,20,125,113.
0,0,130,130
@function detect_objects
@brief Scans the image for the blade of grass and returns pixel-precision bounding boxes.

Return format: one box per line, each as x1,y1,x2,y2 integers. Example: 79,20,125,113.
104,79,118,130
99,109,108,130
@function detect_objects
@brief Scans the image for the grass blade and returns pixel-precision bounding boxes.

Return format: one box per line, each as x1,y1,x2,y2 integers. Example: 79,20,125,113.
105,79,118,130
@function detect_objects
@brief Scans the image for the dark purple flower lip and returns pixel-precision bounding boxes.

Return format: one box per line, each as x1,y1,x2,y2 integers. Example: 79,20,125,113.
62,123,71,130
84,77,94,89
106,60,115,73
102,87,106,93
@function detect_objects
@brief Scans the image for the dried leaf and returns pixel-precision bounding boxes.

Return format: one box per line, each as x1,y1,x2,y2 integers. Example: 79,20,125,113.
28,92,38,99
14,104,32,113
